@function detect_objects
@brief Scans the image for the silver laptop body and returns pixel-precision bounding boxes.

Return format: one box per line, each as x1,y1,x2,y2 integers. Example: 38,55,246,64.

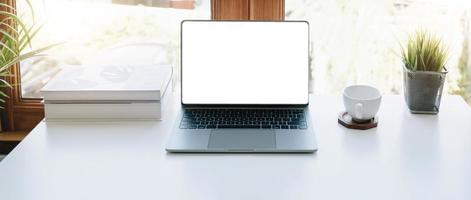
166,20,317,153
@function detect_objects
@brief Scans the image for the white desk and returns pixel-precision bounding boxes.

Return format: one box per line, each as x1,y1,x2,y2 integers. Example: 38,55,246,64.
0,94,470,200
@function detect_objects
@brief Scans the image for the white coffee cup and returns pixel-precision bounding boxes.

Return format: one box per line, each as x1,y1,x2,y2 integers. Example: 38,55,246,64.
343,85,381,122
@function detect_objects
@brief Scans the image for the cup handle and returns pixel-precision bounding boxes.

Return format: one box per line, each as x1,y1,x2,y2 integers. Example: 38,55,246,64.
355,103,363,120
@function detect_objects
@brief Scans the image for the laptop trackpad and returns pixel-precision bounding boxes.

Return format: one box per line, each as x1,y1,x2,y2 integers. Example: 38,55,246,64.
209,130,275,149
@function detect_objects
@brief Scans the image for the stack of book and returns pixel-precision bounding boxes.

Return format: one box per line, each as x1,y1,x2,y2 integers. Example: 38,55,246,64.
41,65,172,120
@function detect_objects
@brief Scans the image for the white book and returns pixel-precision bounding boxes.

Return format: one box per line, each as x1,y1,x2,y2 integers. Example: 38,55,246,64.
44,82,172,120
44,101,162,120
41,65,173,101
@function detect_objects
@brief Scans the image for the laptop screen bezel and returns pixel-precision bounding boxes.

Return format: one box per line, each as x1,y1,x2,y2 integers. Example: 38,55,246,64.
180,20,310,108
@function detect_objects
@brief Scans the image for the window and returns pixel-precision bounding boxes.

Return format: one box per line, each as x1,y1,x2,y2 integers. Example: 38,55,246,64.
7,0,281,132
286,0,471,104
3,0,209,131
18,0,210,98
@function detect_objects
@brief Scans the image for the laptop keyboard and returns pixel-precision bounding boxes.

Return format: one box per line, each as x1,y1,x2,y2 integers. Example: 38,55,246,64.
180,109,307,130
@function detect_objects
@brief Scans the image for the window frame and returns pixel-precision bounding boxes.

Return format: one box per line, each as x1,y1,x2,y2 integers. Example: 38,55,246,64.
2,0,284,132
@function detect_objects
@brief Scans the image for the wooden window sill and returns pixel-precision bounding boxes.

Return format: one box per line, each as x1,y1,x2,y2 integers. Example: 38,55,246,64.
0,131,28,142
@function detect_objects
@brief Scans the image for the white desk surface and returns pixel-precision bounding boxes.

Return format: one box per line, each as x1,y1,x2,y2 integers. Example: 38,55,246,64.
1,94,471,200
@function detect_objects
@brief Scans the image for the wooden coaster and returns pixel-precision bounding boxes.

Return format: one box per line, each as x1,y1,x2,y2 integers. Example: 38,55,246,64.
338,111,378,130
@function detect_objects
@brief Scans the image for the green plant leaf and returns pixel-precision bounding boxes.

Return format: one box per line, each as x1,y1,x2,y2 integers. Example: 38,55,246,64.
19,25,43,52
400,30,448,72
2,74,14,77
0,40,18,57
0,28,18,44
0,43,61,73
0,18,20,40
25,0,35,22
0,91,9,98
0,10,34,50
0,3,17,12
0,78,11,88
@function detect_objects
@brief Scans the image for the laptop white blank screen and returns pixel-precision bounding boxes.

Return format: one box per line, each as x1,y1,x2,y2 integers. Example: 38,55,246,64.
181,21,309,105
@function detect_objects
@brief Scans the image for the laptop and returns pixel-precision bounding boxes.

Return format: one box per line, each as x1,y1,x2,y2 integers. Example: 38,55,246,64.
166,20,317,153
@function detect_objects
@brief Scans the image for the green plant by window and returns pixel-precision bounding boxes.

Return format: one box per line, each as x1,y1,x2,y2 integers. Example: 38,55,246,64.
401,30,449,72
0,1,57,107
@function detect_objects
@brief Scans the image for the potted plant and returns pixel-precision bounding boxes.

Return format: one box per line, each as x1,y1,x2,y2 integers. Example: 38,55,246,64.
400,30,448,114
